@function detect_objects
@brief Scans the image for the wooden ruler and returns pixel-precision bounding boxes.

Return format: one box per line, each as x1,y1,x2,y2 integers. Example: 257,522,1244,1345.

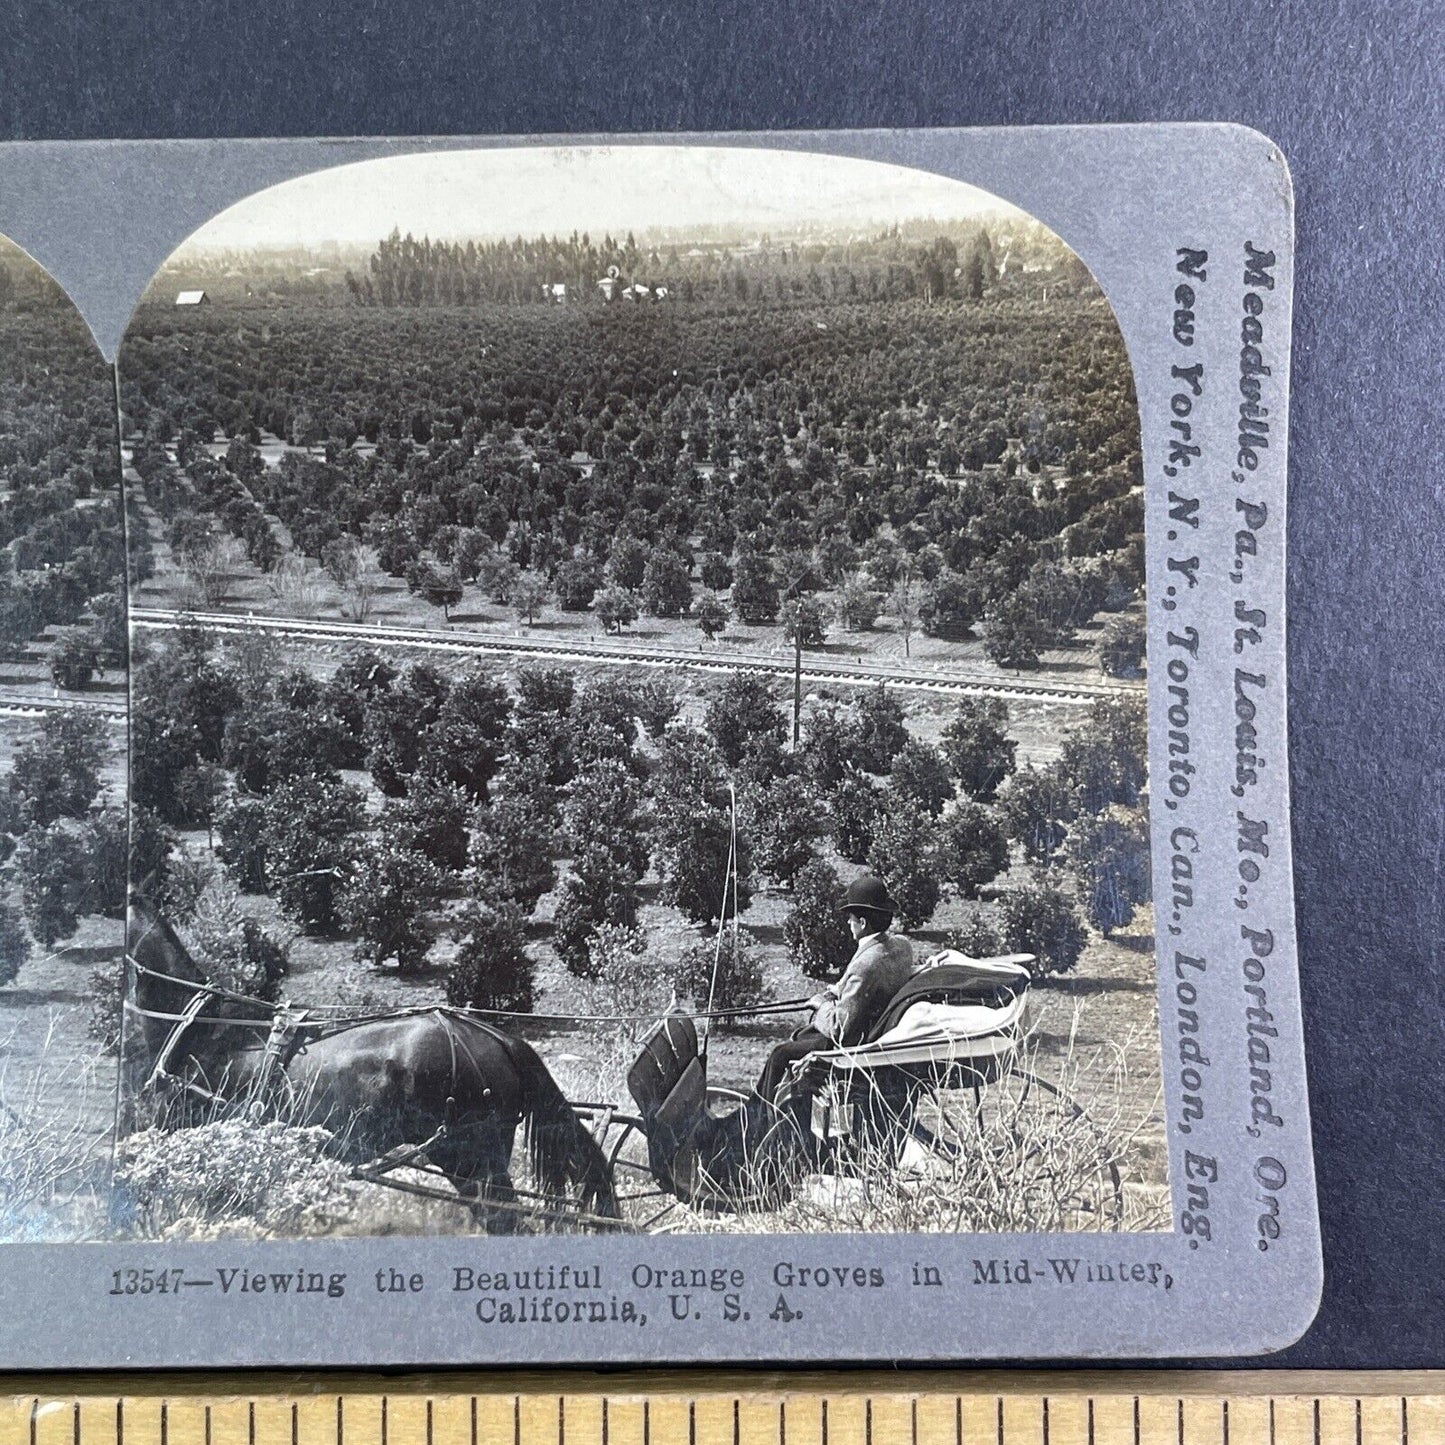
0,1373,1441,1445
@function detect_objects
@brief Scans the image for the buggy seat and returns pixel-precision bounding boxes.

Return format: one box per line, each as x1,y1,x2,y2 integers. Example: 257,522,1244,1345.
811,951,1034,1078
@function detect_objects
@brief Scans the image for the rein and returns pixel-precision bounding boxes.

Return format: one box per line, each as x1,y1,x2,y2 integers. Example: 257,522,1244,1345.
126,957,814,1029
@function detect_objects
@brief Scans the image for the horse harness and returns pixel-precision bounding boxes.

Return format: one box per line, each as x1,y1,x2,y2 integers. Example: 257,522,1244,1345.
129,956,521,1126
249,1004,314,1112
134,993,314,1117
140,983,220,1102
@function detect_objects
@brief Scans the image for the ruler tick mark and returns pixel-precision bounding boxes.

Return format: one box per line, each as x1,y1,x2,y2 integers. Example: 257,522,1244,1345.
25,1384,1445,1445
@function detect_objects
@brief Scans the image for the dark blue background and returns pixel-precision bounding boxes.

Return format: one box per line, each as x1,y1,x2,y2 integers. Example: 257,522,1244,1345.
4,0,1440,1370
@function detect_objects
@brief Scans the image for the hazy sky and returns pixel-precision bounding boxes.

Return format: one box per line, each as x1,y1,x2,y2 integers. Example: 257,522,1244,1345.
185,146,1023,251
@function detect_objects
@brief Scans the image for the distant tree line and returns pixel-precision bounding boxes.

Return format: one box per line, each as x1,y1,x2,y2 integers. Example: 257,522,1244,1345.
342,222,1034,309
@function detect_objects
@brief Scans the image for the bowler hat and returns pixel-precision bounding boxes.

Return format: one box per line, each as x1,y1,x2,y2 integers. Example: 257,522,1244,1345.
839,874,897,917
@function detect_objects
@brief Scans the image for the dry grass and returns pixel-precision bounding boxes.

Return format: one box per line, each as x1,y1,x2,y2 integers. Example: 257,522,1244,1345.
115,1119,360,1240
0,1017,113,1240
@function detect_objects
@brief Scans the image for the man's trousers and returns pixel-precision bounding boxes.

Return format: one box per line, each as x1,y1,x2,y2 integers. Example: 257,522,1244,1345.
755,1027,830,1105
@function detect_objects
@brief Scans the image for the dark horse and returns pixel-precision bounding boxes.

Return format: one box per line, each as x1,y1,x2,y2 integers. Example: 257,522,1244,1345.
125,898,618,1231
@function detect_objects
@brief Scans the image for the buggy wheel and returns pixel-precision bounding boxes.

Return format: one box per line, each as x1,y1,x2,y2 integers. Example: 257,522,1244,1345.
904,1066,1124,1232
569,1105,669,1218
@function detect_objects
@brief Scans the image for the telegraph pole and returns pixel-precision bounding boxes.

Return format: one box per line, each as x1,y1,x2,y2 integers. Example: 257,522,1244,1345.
783,572,805,749
793,630,802,749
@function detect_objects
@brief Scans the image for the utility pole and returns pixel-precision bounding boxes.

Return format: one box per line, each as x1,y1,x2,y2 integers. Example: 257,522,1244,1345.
793,630,802,750
784,571,805,750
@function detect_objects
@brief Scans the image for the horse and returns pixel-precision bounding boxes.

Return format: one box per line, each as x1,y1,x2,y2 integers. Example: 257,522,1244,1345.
124,897,619,1232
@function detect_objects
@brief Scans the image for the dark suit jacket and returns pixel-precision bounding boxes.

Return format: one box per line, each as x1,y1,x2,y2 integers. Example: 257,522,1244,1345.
812,930,916,1045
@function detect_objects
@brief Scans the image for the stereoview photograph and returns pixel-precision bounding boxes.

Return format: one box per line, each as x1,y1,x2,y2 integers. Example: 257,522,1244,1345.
96,143,1167,1243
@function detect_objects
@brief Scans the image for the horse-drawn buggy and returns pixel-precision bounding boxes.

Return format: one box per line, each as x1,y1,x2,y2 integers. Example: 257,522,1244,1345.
124,898,1123,1235
623,952,1032,1201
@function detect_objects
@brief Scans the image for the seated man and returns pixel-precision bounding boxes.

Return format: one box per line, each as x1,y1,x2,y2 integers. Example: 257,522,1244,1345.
755,874,916,1107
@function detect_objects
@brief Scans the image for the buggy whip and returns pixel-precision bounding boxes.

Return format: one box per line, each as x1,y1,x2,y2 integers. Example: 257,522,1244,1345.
700,779,741,1064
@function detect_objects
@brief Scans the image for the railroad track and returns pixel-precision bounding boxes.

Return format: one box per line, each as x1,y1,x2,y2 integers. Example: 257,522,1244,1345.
130,607,1145,706
0,694,128,721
